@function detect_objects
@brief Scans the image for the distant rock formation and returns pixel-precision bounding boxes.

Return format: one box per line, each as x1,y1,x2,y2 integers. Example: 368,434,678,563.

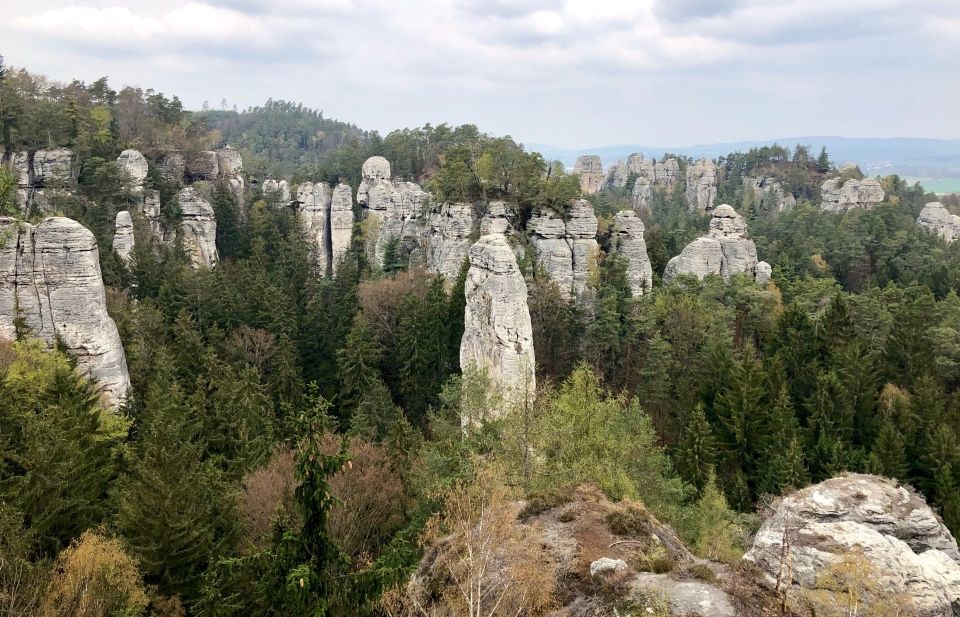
215,146,245,203
685,158,718,212
426,202,474,285
156,151,185,186
117,149,149,191
262,179,291,203
460,230,535,423
295,182,332,272
3,148,74,215
821,177,884,212
185,150,220,182
744,474,960,617
607,153,679,193
609,211,653,296
917,202,960,243
357,156,428,267
631,176,653,215
330,183,354,273
664,205,764,283
177,187,218,269
744,175,795,212
113,211,135,264
0,217,130,408
754,260,772,285
528,200,599,302
573,155,603,195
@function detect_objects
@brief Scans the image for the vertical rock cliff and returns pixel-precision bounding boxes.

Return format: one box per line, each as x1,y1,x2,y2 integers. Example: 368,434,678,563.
113,211,135,264
177,187,219,269
0,217,131,408
425,202,475,285
573,155,603,195
685,158,718,212
610,211,653,296
330,183,355,274
917,202,960,242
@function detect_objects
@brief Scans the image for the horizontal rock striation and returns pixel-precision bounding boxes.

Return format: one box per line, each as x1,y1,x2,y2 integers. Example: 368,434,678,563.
178,187,219,269
664,204,764,283
0,217,130,408
821,177,884,212
685,158,718,212
425,202,474,285
610,211,653,296
528,200,599,302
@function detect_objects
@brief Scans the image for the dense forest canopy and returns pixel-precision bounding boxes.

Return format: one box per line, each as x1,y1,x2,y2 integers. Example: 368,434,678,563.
1,62,959,616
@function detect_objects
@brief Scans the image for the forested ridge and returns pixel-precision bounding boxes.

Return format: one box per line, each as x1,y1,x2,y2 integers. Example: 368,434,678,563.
1,62,959,616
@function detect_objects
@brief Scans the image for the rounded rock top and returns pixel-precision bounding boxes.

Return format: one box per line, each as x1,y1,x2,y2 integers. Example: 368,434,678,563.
712,204,738,218
362,156,391,182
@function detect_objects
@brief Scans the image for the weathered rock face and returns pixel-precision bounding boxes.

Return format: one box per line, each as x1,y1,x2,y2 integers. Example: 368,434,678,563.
356,156,429,267
755,260,772,285
745,175,795,212
185,151,219,182
528,200,599,302
480,201,510,235
262,179,291,204
156,151,185,186
685,158,718,212
918,202,960,243
632,176,653,215
425,202,474,285
744,474,960,617
177,187,218,269
116,149,148,191
610,211,653,296
329,183,354,273
0,217,130,408
664,204,762,283
655,157,680,188
113,211,135,264
4,148,75,215
460,232,535,422
138,190,164,242
214,146,244,203
295,182,332,272
32,148,74,187
573,155,603,195
821,177,884,212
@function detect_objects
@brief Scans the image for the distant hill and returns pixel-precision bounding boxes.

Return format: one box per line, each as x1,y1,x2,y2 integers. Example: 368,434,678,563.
528,136,960,187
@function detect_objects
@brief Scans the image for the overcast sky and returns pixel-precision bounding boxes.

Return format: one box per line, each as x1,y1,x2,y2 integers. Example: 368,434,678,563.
2,0,959,148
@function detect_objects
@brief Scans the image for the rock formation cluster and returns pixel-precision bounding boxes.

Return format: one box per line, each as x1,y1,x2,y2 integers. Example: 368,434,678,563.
820,176,884,211
609,211,653,296
357,156,428,267
292,181,356,275
459,218,535,423
528,200,599,302
744,474,960,617
178,187,219,269
573,155,603,195
2,147,74,215
685,158,718,212
607,153,679,190
425,202,475,284
744,175,796,212
0,217,130,408
663,204,769,283
917,202,960,243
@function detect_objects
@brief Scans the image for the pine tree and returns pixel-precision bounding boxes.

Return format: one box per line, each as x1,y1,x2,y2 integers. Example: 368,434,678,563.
865,423,908,480
395,277,451,424
675,403,716,493
336,314,386,419
757,385,808,495
713,354,766,505
816,146,831,173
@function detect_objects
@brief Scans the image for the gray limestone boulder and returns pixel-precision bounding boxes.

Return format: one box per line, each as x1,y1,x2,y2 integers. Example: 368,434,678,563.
685,158,717,212
0,217,130,408
574,155,603,195
113,211,135,264
663,237,724,283
214,146,243,177
177,187,218,269
529,208,574,295
460,233,536,423
744,474,960,617
567,200,599,302
664,205,762,283
745,175,795,212
821,177,885,212
32,148,73,186
610,211,653,296
117,149,148,191
755,261,772,285
917,202,960,243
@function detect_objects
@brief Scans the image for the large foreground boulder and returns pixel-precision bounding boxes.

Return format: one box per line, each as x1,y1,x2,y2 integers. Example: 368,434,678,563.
744,474,960,616
0,217,130,408
459,232,535,423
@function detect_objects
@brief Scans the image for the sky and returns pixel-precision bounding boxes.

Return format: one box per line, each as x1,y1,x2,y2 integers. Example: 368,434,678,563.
2,0,959,149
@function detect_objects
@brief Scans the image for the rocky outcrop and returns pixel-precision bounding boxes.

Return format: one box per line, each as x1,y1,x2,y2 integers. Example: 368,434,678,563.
610,211,653,296
745,176,795,212
685,158,717,212
425,202,474,284
655,157,680,188
755,260,772,285
32,148,74,187
528,200,599,302
185,151,219,182
917,202,960,243
113,211,135,264
215,146,244,203
3,148,74,215
664,205,762,283
295,182,332,272
744,474,960,617
573,155,603,195
821,177,884,212
262,179,291,204
117,149,148,191
460,231,535,422
177,187,218,269
608,153,679,194
156,151,185,186
632,176,653,215
357,156,428,267
0,217,130,408
329,183,354,273
138,190,164,242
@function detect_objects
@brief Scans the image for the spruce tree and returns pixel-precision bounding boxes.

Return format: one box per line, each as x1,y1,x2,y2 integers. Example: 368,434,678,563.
866,423,909,480
713,354,766,505
675,403,716,493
